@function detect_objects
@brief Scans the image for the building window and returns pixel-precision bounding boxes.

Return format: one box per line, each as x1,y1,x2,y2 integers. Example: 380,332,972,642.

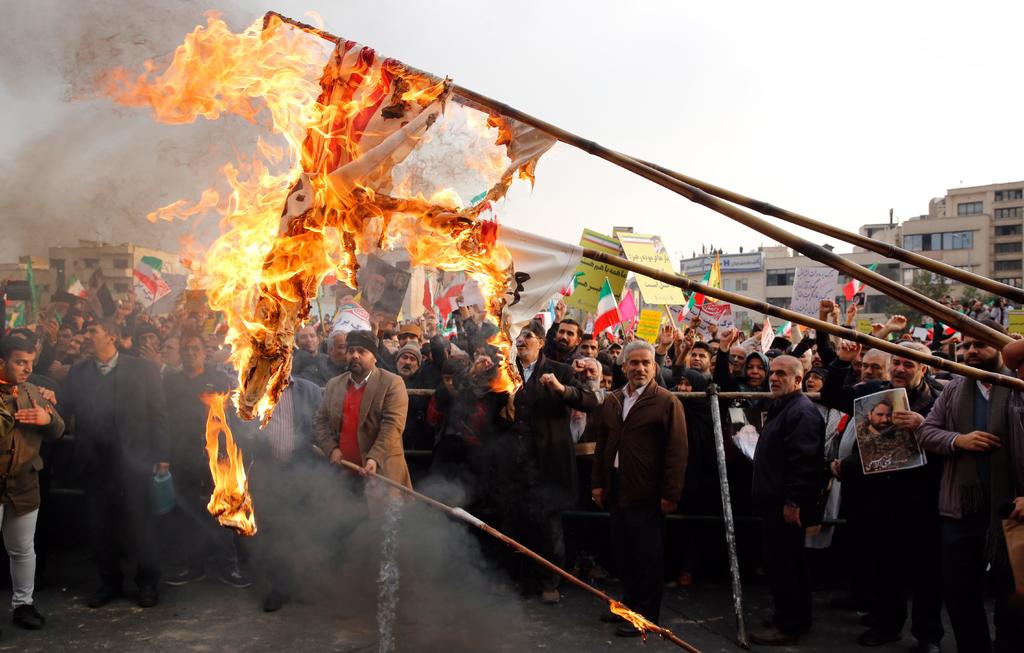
942,231,973,249
995,277,1023,288
902,268,923,284
994,189,1023,202
113,258,130,269
113,282,130,293
765,268,795,286
995,242,1023,254
903,231,972,251
994,260,1022,272
84,258,99,268
724,278,749,292
957,201,983,215
995,224,1023,237
766,297,792,310
994,206,1023,219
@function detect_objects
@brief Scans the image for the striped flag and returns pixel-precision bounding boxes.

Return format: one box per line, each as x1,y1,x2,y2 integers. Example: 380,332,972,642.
133,255,172,305
686,253,722,311
593,278,622,334
67,276,89,298
843,263,878,301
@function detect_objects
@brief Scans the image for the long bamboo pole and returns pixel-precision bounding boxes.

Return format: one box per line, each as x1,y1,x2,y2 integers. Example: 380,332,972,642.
582,248,1024,391
261,11,1010,349
451,86,1011,349
635,159,1024,304
337,459,703,652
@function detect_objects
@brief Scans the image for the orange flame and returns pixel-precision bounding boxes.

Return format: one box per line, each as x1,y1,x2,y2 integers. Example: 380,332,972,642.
202,393,256,536
609,601,657,641
102,12,528,426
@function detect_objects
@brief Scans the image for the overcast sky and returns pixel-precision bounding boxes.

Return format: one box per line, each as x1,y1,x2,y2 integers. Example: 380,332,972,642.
3,0,1022,264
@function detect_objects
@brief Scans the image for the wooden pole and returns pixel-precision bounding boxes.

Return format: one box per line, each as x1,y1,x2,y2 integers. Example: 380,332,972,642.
582,248,1024,391
451,85,1010,349
635,159,1024,304
260,11,1010,349
338,459,703,652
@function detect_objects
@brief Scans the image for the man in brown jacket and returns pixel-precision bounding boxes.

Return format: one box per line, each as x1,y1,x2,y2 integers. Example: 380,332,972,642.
0,336,65,631
591,339,688,636
312,330,411,510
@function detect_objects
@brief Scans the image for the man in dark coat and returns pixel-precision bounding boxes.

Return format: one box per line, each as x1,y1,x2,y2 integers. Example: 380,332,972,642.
591,340,687,635
500,320,596,604
749,355,824,646
61,319,170,609
161,333,249,589
822,340,944,652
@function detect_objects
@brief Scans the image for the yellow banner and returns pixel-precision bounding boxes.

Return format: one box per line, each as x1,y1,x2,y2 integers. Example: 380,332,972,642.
636,309,662,343
565,229,628,313
856,318,874,334
1009,310,1024,335
615,232,686,305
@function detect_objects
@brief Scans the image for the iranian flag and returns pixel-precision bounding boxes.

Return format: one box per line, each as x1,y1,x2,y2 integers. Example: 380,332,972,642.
133,256,171,305
593,278,622,334
66,276,89,298
843,263,878,301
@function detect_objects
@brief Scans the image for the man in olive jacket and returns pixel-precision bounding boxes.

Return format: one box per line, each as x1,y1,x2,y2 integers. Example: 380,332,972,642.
312,330,411,512
0,336,64,630
591,339,687,635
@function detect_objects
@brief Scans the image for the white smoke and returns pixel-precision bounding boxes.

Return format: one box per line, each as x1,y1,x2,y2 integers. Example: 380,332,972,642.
0,0,257,260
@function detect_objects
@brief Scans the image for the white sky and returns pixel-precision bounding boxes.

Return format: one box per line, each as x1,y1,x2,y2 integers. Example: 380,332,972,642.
5,0,1024,264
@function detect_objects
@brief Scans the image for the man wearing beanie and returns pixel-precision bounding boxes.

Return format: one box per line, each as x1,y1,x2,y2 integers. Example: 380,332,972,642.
313,330,413,510
394,343,434,451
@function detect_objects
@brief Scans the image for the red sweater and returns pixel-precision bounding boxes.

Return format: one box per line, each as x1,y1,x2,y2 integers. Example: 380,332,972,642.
339,382,366,465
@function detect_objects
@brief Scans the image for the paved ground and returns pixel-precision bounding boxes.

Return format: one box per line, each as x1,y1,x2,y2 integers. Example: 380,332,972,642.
0,546,938,653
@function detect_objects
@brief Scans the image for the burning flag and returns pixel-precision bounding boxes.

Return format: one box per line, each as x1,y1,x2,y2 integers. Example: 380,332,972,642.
202,393,256,535
103,13,558,423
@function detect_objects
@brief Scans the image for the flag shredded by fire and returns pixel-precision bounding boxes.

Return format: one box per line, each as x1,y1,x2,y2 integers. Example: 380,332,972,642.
102,11,558,426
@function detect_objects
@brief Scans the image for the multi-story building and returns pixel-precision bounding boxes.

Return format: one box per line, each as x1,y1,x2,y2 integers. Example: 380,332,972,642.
46,241,186,299
679,180,1024,329
2,241,185,310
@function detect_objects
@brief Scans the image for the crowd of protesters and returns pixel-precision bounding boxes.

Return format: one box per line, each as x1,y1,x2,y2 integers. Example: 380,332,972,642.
0,287,1022,652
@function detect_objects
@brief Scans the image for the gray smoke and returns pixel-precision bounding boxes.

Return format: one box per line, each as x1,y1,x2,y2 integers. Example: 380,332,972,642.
0,0,258,260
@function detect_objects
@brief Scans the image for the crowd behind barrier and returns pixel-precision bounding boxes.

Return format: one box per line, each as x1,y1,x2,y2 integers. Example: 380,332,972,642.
0,290,1022,649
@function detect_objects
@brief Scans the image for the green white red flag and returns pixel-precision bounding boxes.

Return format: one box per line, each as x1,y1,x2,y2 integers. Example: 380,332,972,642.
593,278,622,334
133,255,171,305
843,263,877,301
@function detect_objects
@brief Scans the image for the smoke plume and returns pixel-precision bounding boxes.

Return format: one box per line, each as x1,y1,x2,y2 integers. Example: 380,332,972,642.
0,0,257,260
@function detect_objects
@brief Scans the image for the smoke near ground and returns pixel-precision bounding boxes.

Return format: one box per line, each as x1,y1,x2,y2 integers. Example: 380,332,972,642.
0,0,257,260
245,454,530,652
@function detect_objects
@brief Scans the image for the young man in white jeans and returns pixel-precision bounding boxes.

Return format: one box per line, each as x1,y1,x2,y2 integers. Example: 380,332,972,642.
0,336,65,631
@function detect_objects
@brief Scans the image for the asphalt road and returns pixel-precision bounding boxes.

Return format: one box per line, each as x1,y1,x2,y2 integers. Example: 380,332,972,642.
0,547,936,653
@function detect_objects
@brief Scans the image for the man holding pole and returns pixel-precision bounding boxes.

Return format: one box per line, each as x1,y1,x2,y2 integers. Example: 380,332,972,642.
749,355,824,646
591,339,687,636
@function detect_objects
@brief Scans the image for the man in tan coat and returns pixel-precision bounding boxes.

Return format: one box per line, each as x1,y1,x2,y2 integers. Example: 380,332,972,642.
313,330,412,497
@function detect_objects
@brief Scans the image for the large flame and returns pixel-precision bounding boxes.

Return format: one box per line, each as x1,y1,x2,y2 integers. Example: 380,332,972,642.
103,13,524,425
102,13,532,528
202,393,256,536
